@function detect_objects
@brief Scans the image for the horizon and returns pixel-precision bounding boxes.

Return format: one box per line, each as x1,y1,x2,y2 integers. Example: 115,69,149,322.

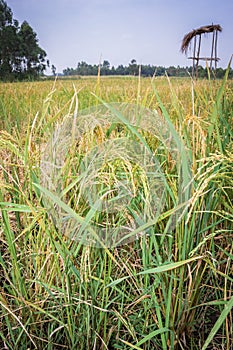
53,60,232,78
5,0,233,74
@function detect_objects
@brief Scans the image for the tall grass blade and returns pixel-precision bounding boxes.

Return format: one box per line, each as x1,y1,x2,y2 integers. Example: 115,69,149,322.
202,295,233,350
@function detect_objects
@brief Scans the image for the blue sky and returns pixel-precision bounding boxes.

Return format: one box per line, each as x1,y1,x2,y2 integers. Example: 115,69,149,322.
6,0,233,73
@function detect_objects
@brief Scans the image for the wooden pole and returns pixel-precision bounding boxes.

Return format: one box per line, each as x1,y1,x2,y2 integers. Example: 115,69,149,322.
215,30,218,71
192,35,197,78
196,34,202,79
210,30,215,71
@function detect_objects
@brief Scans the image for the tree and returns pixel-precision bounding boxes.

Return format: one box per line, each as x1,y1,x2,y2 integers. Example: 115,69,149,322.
18,21,48,78
102,60,110,69
101,60,110,75
0,0,49,80
51,64,56,76
128,59,138,75
115,64,126,75
0,0,12,27
0,22,20,79
0,0,18,79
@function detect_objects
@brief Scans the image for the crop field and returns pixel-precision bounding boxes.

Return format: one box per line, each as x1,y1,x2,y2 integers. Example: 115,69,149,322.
0,73,233,350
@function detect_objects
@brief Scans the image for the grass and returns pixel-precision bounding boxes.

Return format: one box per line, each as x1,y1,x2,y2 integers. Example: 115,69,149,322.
0,71,233,349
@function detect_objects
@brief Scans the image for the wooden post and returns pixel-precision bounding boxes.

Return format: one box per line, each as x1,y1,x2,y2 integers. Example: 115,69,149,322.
192,35,197,78
215,30,218,71
196,34,202,79
210,30,215,71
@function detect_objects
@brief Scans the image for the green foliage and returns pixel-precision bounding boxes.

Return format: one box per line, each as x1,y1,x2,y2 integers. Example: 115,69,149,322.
0,0,49,80
0,0,12,27
63,59,233,79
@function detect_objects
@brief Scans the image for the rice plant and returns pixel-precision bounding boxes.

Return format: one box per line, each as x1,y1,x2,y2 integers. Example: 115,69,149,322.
0,72,232,349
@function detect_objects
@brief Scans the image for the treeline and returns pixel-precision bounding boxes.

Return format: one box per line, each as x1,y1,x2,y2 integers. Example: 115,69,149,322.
63,59,232,79
0,0,49,81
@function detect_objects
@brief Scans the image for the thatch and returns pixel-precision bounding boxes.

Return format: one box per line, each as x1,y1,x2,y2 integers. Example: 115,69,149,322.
181,24,222,54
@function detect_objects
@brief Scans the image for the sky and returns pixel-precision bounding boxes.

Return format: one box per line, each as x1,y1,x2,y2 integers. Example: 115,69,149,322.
6,0,233,74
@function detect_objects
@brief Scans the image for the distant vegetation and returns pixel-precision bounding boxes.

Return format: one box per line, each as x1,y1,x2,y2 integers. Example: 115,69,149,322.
63,59,233,79
0,0,49,81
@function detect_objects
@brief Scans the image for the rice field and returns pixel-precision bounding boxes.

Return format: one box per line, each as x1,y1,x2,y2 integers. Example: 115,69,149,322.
0,72,233,349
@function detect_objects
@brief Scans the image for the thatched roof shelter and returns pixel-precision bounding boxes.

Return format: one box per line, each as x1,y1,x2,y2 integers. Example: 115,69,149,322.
181,24,222,55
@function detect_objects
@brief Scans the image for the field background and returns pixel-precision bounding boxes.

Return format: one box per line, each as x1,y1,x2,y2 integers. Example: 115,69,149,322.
0,74,233,350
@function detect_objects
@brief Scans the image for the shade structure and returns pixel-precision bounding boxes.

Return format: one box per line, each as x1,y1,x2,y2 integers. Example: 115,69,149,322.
181,24,222,78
